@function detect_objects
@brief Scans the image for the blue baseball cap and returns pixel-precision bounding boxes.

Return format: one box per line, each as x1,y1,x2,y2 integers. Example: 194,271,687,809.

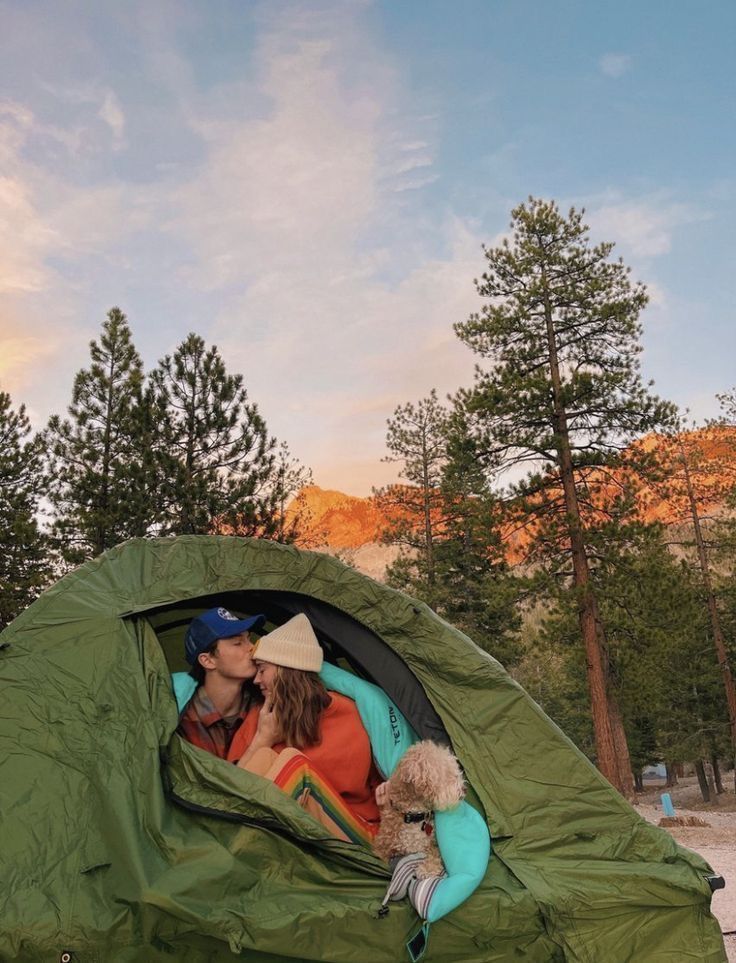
185,607,266,665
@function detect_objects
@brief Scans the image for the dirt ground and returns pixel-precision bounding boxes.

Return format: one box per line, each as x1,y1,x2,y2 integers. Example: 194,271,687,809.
636,776,736,960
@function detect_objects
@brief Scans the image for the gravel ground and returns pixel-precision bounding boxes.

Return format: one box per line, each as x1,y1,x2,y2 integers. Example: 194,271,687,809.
636,778,736,960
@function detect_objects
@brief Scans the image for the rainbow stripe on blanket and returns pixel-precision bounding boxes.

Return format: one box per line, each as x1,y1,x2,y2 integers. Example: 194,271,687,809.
273,751,377,848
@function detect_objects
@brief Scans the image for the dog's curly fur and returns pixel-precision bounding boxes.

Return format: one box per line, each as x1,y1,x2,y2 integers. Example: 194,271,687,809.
373,741,465,878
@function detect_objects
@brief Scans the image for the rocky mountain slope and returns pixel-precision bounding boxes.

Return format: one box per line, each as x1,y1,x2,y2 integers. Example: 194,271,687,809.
291,428,736,580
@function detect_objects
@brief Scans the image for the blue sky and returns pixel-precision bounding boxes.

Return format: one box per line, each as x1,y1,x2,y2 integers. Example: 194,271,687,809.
1,0,734,493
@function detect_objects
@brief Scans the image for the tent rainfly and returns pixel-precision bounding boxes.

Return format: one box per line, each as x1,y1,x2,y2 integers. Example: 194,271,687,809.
0,536,727,962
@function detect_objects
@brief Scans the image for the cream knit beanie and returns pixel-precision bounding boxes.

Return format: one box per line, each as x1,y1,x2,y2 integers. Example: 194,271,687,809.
253,613,323,672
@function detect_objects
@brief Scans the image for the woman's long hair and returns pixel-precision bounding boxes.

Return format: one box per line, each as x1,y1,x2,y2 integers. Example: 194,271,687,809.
271,667,331,748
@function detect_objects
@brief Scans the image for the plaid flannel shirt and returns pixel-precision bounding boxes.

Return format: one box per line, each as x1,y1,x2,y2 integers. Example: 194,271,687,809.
177,684,254,759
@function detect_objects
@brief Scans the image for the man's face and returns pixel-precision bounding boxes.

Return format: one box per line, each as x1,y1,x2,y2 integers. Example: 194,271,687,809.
199,631,257,681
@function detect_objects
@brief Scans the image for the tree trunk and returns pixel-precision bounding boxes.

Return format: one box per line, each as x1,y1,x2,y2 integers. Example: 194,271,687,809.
421,434,435,586
565,500,620,789
634,770,644,792
540,267,622,793
96,353,116,556
712,754,725,794
608,687,636,800
679,437,736,771
665,762,679,787
695,759,711,803
703,759,719,805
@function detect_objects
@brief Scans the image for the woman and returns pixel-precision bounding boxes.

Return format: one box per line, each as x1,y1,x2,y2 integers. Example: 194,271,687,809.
226,613,381,846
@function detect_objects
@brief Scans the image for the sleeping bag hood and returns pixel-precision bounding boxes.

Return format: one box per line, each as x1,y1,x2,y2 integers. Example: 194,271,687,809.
0,535,727,962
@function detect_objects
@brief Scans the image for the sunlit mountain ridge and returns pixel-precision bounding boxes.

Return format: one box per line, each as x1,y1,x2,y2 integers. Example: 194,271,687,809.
289,427,736,577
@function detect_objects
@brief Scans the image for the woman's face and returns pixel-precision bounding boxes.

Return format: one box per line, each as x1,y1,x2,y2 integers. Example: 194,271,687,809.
253,660,278,697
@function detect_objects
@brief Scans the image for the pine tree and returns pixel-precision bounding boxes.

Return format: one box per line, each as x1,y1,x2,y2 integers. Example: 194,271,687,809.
124,382,170,538
513,615,594,758
268,442,314,544
432,410,522,664
454,198,676,793
526,526,724,796
376,392,521,664
653,421,736,776
374,391,450,588
150,333,286,537
591,527,721,790
0,391,51,627
45,308,146,563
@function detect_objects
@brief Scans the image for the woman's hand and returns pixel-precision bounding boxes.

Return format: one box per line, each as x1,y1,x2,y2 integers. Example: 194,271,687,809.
236,695,281,769
375,781,390,808
254,694,280,748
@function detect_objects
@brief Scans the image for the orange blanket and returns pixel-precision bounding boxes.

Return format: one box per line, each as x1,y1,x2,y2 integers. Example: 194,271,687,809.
227,691,381,826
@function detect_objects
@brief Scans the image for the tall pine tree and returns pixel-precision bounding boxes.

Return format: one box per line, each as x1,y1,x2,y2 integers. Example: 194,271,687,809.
150,333,285,537
0,391,51,627
46,308,146,563
454,198,676,793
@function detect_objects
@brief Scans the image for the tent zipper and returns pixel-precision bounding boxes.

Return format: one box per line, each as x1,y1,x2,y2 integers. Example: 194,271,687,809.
167,788,390,878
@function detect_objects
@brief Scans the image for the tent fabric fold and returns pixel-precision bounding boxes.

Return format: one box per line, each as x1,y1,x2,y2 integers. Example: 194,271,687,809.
0,535,726,962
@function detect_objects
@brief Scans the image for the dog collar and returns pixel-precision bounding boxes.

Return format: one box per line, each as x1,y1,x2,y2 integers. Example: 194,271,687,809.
403,810,432,824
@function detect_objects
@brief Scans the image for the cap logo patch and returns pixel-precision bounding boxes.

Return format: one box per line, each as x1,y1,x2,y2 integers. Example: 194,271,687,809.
218,608,238,621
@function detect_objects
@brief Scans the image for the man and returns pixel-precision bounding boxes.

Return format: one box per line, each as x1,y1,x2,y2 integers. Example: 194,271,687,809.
177,607,266,759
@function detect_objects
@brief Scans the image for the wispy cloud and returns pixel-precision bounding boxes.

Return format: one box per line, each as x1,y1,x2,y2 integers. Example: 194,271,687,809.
0,175,58,294
0,0,730,490
146,5,478,489
393,172,439,192
37,81,128,151
0,2,480,489
0,95,137,407
599,53,632,78
97,89,126,146
588,194,708,258
0,331,59,397
0,102,65,299
394,154,434,175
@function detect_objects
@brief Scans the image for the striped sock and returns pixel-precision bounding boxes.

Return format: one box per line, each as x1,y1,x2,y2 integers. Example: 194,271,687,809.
408,874,445,920
381,853,427,905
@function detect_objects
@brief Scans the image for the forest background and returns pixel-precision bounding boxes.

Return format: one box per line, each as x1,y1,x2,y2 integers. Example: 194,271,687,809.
3,198,736,802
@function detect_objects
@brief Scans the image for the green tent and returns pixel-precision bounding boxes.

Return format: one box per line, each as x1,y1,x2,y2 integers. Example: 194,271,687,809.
0,535,726,962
